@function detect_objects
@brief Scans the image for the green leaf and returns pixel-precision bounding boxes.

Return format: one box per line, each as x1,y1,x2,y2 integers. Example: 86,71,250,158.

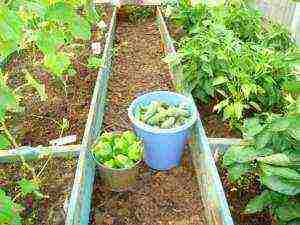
0,81,18,110
25,72,47,101
275,203,300,222
44,52,71,77
228,163,253,182
244,117,264,138
0,107,5,123
0,134,10,150
70,16,91,40
223,102,244,120
67,68,77,77
287,219,300,225
36,29,65,55
212,76,227,86
223,145,273,166
87,56,103,69
284,81,300,94
261,164,300,180
44,2,75,22
245,190,285,214
270,117,291,132
18,178,43,198
255,130,272,148
258,153,299,167
0,189,23,225
261,174,300,195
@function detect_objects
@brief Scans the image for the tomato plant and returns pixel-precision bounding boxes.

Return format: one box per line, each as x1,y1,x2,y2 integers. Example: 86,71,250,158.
167,0,298,128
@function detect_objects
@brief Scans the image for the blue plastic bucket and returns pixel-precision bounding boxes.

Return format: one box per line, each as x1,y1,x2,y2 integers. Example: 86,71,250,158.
128,91,197,170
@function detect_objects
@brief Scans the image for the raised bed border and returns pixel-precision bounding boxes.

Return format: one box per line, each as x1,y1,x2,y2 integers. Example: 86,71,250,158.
65,6,118,225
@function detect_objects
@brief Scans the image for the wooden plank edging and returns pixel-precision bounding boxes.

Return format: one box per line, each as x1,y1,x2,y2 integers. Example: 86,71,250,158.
0,145,80,163
65,7,118,225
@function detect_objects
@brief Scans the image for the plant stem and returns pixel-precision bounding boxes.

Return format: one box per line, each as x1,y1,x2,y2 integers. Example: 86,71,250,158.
2,123,18,148
36,155,52,178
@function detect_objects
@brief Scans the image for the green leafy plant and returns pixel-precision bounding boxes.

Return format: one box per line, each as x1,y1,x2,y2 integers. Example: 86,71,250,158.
0,153,50,225
92,131,143,169
0,189,23,225
121,6,155,23
1,0,101,78
223,97,300,224
168,1,298,127
86,56,103,70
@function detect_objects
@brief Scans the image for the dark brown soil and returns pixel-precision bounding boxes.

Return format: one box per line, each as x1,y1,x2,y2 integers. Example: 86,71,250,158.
91,17,205,225
0,157,77,225
198,102,241,138
217,160,274,225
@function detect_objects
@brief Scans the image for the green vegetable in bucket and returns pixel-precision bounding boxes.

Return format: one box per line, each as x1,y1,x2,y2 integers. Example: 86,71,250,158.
93,142,113,162
114,138,129,153
128,142,143,161
92,131,143,169
143,101,160,122
122,131,137,145
115,154,135,169
161,117,176,129
135,100,191,129
103,159,116,168
100,132,115,144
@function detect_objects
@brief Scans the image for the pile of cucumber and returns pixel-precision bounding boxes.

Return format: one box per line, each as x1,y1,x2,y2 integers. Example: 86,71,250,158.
135,101,191,129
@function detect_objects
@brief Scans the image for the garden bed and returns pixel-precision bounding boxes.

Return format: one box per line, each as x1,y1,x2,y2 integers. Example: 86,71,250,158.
2,6,113,147
0,157,77,225
158,3,298,225
0,4,114,225
217,160,274,225
90,14,206,225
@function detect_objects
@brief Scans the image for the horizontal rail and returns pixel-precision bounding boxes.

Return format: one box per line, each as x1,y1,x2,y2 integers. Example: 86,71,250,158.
0,145,80,163
94,0,162,5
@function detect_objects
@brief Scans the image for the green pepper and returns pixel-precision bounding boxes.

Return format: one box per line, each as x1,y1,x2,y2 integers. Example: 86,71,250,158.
161,117,176,129
114,137,129,154
122,131,137,145
128,142,143,162
103,159,115,168
114,154,133,169
100,132,115,144
93,142,113,162
166,107,189,117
